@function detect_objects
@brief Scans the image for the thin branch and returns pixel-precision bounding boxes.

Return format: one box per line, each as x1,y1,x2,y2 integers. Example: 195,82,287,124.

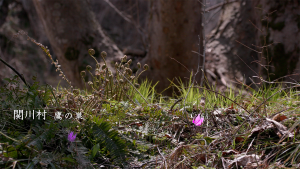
169,57,190,73
205,0,238,12
235,40,262,53
103,0,147,50
191,50,204,57
235,54,259,76
157,146,167,169
253,75,300,85
0,56,30,88
170,98,183,111
197,0,205,6
205,6,222,24
103,0,132,23
251,42,277,49
249,19,262,33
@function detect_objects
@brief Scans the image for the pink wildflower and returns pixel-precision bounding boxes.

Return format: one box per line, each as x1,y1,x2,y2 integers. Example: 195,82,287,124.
68,131,77,142
192,114,204,126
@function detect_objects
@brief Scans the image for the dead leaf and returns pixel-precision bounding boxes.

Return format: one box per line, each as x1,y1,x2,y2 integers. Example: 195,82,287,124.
226,154,261,168
235,136,244,143
249,118,294,139
272,114,287,122
165,134,172,138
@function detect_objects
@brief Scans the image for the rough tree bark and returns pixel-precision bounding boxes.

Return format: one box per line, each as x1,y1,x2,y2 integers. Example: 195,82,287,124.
32,0,123,88
21,0,48,45
205,0,300,89
141,0,203,95
205,0,259,89
0,0,9,27
252,0,300,83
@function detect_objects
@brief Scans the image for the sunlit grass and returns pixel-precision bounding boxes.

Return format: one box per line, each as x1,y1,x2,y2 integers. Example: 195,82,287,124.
2,34,300,168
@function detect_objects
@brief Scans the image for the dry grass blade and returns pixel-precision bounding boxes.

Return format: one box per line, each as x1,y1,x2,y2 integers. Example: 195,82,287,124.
230,84,300,140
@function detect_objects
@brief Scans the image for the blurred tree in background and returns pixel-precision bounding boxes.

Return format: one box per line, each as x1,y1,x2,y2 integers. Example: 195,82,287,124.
0,0,299,94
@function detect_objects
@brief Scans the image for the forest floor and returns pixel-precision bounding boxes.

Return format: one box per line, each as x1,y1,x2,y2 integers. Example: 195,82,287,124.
1,47,300,168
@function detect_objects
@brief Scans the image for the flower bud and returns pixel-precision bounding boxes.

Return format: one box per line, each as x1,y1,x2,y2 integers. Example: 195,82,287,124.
95,69,101,76
121,55,127,62
88,49,95,56
134,83,140,88
137,62,141,69
125,68,132,75
96,63,101,69
143,64,149,70
127,59,132,65
86,65,92,71
73,89,79,96
80,71,86,77
101,51,107,58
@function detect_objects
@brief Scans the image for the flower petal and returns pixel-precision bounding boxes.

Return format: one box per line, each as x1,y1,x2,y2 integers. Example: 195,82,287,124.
68,131,77,142
194,114,201,124
196,121,202,126
195,117,204,126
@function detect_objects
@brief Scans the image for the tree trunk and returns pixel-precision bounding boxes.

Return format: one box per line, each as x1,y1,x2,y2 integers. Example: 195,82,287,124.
0,0,9,27
141,0,203,95
205,0,300,89
32,0,123,88
205,0,259,89
252,0,300,83
21,0,48,44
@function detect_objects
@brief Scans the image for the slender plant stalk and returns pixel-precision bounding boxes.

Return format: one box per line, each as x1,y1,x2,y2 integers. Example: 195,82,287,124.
116,68,149,104
0,57,30,88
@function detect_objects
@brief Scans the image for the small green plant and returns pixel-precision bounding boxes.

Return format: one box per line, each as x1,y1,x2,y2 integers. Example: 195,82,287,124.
1,29,300,168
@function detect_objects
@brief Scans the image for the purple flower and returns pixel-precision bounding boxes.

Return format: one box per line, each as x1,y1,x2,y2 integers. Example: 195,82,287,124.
68,131,77,142
192,114,204,126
